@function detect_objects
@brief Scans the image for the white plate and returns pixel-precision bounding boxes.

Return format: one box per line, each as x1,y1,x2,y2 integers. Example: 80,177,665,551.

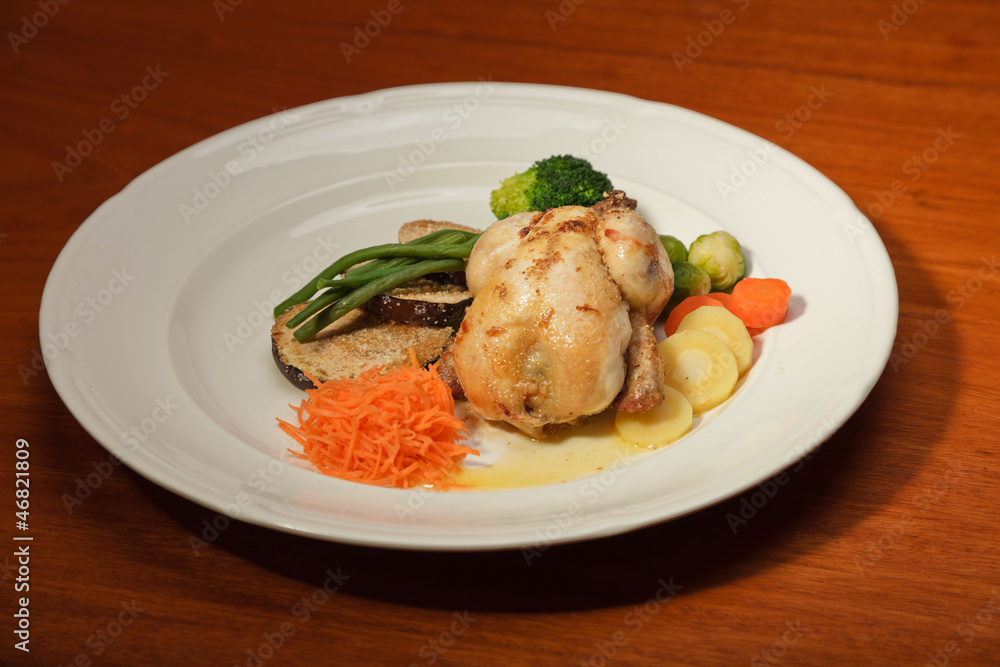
41,82,897,551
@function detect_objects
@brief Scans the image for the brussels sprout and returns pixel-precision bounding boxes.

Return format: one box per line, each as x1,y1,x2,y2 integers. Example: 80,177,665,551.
687,231,746,291
659,235,688,263
670,261,712,301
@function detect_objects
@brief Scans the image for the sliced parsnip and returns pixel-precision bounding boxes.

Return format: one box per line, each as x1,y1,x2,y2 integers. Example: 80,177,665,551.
676,305,754,376
658,330,738,413
615,385,693,447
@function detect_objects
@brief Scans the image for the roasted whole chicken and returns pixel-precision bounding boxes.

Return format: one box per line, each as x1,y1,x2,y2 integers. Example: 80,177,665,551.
454,191,674,436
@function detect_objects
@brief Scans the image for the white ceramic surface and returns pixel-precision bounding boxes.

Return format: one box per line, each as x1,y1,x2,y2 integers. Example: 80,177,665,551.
40,82,897,551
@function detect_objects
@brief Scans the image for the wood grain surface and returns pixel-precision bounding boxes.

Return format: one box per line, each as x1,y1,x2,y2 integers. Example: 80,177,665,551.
2,0,999,664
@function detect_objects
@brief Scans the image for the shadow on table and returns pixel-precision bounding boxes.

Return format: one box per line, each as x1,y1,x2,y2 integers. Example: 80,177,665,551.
135,220,963,613
138,393,882,613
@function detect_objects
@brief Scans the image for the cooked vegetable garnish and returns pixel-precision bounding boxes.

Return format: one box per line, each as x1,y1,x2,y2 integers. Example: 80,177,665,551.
663,294,725,337
615,385,693,447
728,277,791,330
670,261,712,303
278,355,477,488
274,229,481,342
659,235,688,263
675,306,754,376
687,230,746,291
659,330,739,414
704,292,733,308
489,155,613,219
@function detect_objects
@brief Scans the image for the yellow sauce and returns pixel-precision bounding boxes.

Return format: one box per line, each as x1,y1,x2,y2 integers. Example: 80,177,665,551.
453,408,657,491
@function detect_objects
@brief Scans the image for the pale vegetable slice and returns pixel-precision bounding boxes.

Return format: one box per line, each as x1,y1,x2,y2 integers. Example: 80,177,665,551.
615,385,693,447
676,305,754,376
658,330,738,413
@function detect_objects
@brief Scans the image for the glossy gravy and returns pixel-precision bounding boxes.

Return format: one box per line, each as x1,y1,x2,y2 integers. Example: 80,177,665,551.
453,407,656,490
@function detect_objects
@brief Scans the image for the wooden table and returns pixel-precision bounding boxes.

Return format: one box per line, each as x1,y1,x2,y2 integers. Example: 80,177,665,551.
3,0,999,664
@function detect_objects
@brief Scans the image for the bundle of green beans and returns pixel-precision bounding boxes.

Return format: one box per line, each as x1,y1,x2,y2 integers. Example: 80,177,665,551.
273,229,481,342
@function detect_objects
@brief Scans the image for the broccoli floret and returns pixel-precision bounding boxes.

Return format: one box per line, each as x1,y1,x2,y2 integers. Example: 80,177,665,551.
489,155,613,219
489,170,535,221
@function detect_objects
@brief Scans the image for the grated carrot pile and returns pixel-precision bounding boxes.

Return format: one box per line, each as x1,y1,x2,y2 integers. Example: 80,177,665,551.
277,354,476,489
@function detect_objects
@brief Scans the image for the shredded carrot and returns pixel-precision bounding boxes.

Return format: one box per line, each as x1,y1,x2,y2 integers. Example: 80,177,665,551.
277,352,477,489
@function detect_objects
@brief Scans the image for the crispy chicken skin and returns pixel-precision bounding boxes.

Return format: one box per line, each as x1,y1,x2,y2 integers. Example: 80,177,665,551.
595,193,674,323
593,192,673,413
465,211,543,297
455,192,673,436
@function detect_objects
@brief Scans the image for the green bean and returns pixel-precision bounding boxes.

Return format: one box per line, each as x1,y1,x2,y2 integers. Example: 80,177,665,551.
272,229,478,318
341,257,420,283
292,258,466,342
341,230,470,280
283,285,352,329
335,232,478,286
339,232,470,283
317,266,411,289
293,231,481,324
287,235,466,327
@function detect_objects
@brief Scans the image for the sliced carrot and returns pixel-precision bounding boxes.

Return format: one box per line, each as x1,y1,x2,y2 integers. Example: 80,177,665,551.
704,292,733,308
277,353,476,489
663,295,725,337
728,278,791,330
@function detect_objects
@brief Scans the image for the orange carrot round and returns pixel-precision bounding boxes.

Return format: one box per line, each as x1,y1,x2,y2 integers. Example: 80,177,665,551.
704,292,733,308
728,278,791,330
663,295,725,337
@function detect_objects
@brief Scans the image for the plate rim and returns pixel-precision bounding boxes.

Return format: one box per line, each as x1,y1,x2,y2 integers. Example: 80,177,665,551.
40,81,898,551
